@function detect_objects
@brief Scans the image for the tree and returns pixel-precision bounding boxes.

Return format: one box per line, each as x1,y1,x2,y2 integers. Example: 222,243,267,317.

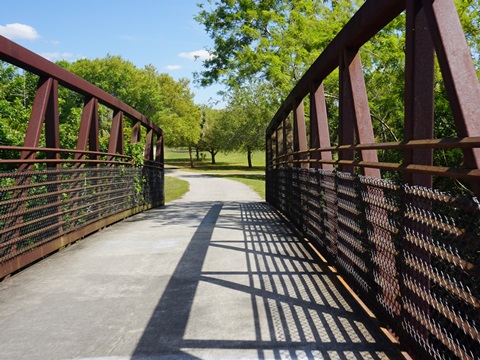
195,0,361,98
199,107,235,164
222,82,277,167
154,75,202,167
59,56,202,165
0,62,37,147
59,56,165,120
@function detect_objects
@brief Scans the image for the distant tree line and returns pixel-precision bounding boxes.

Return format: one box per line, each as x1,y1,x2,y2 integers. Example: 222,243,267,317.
0,54,273,169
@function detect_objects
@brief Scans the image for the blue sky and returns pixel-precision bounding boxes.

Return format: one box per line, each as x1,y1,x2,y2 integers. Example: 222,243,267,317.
0,0,224,106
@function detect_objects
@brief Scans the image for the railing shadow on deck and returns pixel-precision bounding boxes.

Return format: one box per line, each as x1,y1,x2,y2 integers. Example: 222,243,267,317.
132,201,401,359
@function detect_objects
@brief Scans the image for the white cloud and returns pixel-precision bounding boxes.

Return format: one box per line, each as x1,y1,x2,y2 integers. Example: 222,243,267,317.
165,65,181,70
0,23,39,40
41,52,78,61
178,49,214,61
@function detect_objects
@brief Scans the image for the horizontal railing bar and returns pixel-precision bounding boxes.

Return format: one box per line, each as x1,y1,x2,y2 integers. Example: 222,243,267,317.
0,159,133,166
274,137,480,158
0,145,132,159
271,158,480,179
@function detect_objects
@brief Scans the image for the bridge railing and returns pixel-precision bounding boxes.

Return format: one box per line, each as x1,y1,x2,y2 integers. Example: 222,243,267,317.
0,36,164,278
266,1,479,359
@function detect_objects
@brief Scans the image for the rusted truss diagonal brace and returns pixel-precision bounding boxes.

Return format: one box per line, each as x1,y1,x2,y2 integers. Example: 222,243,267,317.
340,50,380,178
293,100,308,168
309,83,333,171
144,129,154,161
76,97,99,163
108,110,124,160
20,77,60,171
131,121,141,144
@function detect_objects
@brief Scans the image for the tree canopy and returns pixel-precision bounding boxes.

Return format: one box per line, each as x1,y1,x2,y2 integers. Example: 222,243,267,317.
195,0,361,98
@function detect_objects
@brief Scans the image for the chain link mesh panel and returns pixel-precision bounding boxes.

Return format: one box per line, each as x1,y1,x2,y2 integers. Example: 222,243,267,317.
0,165,164,269
266,167,480,359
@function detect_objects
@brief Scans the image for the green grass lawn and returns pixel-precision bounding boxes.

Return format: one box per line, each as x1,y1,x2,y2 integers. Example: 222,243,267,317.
164,175,189,203
164,148,266,199
165,148,265,173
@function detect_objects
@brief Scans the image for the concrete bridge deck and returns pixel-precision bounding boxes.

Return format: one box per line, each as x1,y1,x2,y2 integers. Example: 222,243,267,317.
0,170,402,360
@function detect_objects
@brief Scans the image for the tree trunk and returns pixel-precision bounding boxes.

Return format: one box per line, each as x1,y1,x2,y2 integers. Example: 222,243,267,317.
210,150,216,164
196,147,200,160
247,150,252,168
188,146,195,168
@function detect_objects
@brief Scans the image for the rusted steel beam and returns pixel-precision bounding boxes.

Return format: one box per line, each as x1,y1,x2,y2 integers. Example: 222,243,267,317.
45,78,60,168
144,129,154,161
339,51,356,174
0,158,131,166
421,0,480,194
309,83,333,170
131,121,141,144
293,100,308,168
155,133,164,164
108,110,124,159
0,146,131,159
404,1,435,188
296,137,480,153
266,136,272,169
76,97,99,163
275,125,281,168
343,50,380,178
0,35,162,135
267,0,405,135
287,158,480,181
19,77,54,170
403,5,435,347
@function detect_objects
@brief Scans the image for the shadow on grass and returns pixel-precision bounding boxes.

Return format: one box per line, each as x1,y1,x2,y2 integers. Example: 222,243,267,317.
207,173,265,181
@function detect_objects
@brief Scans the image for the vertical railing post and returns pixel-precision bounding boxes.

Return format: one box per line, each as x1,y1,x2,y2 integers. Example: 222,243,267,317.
274,127,283,169
404,1,434,188
108,110,124,162
401,2,435,352
310,83,333,171
339,52,356,174
293,99,308,168
44,78,60,169
144,129,154,161
76,97,99,164
131,121,141,144
282,115,288,166
155,131,164,165
342,49,380,178
19,77,56,171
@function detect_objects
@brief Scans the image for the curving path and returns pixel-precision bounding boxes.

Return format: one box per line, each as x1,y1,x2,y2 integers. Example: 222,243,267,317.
0,169,402,359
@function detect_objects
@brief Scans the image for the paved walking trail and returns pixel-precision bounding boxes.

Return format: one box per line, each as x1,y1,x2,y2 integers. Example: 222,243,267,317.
0,169,401,359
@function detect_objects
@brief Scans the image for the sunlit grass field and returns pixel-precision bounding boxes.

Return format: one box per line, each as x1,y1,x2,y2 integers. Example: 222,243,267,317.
164,176,189,203
164,148,266,199
164,148,265,172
